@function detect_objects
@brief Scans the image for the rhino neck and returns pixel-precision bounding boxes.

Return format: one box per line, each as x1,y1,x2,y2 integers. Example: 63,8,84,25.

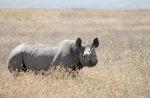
73,46,84,70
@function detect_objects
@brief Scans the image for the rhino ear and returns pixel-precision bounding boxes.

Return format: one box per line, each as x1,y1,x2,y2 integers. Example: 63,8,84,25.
92,38,99,48
76,38,82,47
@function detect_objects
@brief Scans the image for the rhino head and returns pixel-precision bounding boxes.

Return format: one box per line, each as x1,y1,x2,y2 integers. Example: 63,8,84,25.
74,38,99,68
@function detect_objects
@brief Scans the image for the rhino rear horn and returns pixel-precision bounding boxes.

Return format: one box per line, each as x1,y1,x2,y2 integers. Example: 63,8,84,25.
92,38,99,48
76,38,82,47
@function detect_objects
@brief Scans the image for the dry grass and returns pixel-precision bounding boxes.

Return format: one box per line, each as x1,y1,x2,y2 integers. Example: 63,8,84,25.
0,9,150,98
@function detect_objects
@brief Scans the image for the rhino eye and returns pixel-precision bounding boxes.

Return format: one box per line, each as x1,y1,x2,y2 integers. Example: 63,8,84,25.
83,54,87,58
88,49,91,52
89,60,92,63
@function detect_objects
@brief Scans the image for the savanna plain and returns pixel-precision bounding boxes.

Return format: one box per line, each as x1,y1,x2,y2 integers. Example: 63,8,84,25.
0,9,150,98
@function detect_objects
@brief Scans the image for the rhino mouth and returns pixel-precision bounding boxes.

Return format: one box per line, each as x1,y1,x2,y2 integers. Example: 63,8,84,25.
87,60,97,67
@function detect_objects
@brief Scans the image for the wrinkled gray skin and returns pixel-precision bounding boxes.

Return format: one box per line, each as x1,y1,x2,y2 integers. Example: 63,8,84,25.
8,38,99,72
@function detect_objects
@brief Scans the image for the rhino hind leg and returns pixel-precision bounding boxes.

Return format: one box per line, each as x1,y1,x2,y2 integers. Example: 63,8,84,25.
8,53,26,73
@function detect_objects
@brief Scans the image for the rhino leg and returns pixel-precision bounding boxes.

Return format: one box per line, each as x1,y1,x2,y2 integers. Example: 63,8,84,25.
8,53,26,72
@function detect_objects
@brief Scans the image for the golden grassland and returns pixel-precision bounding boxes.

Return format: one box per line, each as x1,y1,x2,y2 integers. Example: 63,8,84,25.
0,9,150,98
